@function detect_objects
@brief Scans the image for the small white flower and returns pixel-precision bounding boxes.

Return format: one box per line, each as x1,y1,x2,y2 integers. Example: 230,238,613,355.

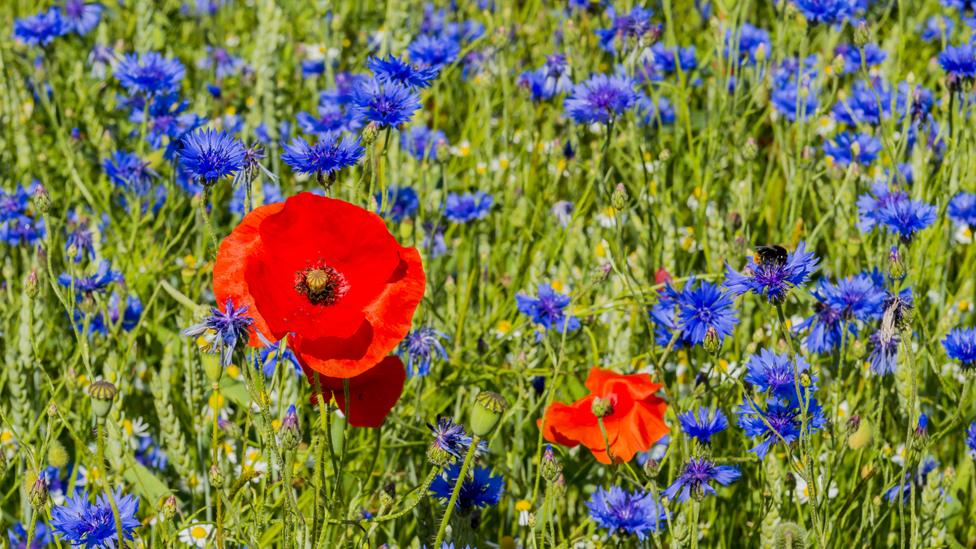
794,474,838,504
179,524,214,547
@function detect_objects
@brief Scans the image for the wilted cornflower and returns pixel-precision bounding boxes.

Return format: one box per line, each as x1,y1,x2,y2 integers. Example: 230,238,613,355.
586,486,665,541
791,0,857,24
737,396,827,460
7,521,53,549
407,34,460,69
744,349,817,402
678,407,728,445
429,464,504,511
402,125,448,161
724,23,770,66
13,7,64,47
375,186,419,222
595,6,658,55
428,417,484,461
883,457,938,503
942,327,976,370
182,298,254,367
58,260,121,296
947,192,976,230
282,134,365,180
62,0,103,36
50,489,140,548
564,74,638,124
352,78,421,128
115,51,186,96
444,191,493,223
517,283,581,336
823,131,882,167
675,279,739,347
367,54,439,88
663,458,741,502
725,241,819,303
103,151,157,195
179,128,247,185
400,327,449,377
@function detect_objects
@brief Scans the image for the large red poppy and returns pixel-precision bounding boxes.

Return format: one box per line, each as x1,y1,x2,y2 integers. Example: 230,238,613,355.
305,355,406,428
213,192,426,379
540,367,669,464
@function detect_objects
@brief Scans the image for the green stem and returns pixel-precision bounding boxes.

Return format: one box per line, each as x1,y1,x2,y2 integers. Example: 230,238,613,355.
433,434,481,548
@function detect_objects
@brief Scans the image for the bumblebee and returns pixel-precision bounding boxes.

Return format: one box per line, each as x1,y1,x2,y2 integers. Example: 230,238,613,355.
754,245,788,267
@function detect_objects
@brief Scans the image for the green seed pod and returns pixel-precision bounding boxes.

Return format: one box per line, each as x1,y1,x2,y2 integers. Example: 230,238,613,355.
470,391,508,437
88,380,117,419
774,522,807,549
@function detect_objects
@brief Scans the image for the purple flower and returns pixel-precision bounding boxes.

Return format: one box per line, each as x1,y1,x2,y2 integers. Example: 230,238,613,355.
62,0,103,36
943,327,976,370
352,78,422,128
115,51,185,96
179,128,246,184
182,298,255,367
586,486,665,540
444,191,493,223
282,134,365,179
564,74,638,124
13,8,65,47
402,125,448,161
663,459,741,502
407,35,460,69
400,326,449,377
50,489,140,548
678,407,728,444
517,283,580,335
367,54,439,88
724,242,819,303
939,44,976,82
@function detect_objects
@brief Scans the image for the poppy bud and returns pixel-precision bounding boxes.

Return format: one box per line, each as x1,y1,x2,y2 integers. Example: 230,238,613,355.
29,475,48,508
31,184,51,215
470,391,508,437
703,326,722,355
88,380,117,419
209,464,224,489
541,445,561,483
279,405,301,451
773,522,806,549
162,495,179,520
590,396,614,418
610,184,628,211
48,440,69,469
25,270,39,299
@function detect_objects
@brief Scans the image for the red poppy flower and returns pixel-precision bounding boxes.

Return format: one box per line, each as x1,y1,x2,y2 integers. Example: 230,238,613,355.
305,355,406,428
213,192,426,378
539,367,669,464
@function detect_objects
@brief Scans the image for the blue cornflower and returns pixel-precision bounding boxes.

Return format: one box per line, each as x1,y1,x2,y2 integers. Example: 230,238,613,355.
835,44,886,74
649,290,681,347
518,54,573,101
856,182,907,233
13,8,65,47
58,260,121,295
595,6,658,55
444,191,493,223
948,192,976,229
771,80,818,122
797,274,885,354
402,125,448,161
50,489,140,548
301,59,325,78
737,397,826,460
884,458,938,503
868,329,899,374
919,16,953,43
367,54,439,88
352,78,421,128
877,198,937,243
967,421,976,458
125,93,205,157
7,521,53,549
663,459,741,502
282,134,364,179
375,185,419,222
744,349,816,401
675,279,739,347
564,74,638,124
407,35,460,69
258,340,302,377
516,283,581,335
82,292,142,336
178,128,246,184
939,44,976,81
823,132,882,167
115,51,185,96
943,327,976,370
832,80,894,126
586,486,665,540
182,298,254,366
134,435,168,470
399,327,449,377
791,0,857,24
725,241,819,303
199,46,243,79
296,101,362,137
429,464,504,511
428,417,484,460
62,0,103,36
65,211,97,263
0,215,46,246
102,151,156,194
647,44,698,77
725,23,770,65
678,407,728,444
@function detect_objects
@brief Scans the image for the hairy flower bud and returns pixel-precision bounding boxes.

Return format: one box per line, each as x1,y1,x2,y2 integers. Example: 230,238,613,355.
209,464,224,489
541,445,561,483
610,184,629,211
48,440,69,469
25,270,39,299
29,475,48,508
703,326,722,355
31,184,51,215
279,405,301,451
162,495,179,520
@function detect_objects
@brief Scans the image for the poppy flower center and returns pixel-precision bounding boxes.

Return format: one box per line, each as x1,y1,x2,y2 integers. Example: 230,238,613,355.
295,264,349,306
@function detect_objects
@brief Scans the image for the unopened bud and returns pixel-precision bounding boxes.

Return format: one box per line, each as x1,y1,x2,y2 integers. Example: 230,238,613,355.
29,475,48,508
643,457,661,478
610,184,628,211
888,246,906,280
742,138,758,160
541,445,561,483
25,270,39,299
470,391,508,437
362,122,380,146
279,405,301,451
162,495,179,520
31,184,51,215
209,464,224,489
48,440,69,469
831,55,846,76
703,326,722,355
853,22,871,48
427,444,452,467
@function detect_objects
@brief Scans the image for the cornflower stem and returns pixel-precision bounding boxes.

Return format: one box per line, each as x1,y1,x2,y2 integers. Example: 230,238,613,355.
211,383,224,549
95,421,126,548
690,499,700,549
433,434,481,548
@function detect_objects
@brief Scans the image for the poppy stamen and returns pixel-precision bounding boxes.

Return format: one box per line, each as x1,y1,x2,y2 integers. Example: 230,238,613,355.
296,264,349,306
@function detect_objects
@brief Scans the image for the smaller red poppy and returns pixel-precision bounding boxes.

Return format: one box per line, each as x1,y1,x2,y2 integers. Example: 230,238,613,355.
539,367,669,464
305,355,406,428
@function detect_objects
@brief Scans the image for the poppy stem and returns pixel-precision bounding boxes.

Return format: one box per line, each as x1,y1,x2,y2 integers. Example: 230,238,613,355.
433,434,481,548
